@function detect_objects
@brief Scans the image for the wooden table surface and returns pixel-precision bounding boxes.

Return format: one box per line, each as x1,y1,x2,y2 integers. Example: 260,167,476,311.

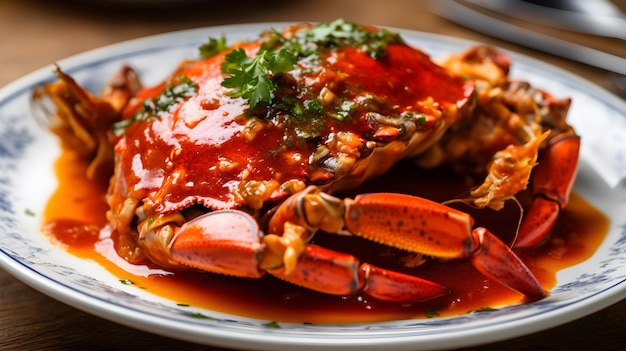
1,0,625,350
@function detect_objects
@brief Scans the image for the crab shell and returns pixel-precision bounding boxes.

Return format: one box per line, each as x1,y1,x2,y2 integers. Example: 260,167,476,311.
106,25,475,236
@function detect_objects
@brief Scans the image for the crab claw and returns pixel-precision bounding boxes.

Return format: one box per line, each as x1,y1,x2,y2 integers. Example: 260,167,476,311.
515,134,580,248
169,210,265,278
471,228,546,300
345,192,546,300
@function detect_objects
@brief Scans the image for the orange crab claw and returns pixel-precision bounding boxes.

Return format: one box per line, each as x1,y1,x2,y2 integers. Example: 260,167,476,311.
268,245,449,303
345,192,546,300
515,134,580,248
170,210,265,278
471,228,546,300
359,263,449,302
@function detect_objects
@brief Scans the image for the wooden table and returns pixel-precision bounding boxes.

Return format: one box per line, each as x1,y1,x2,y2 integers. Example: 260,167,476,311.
1,0,624,350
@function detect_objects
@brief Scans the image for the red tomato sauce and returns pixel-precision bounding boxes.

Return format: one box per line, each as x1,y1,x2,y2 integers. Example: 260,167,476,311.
41,146,609,324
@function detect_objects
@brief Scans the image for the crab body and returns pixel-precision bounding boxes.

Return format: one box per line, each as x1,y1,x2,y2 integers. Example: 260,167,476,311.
109,37,473,219
34,21,579,304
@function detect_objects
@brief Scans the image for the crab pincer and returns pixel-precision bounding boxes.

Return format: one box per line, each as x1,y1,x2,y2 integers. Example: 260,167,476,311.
515,134,580,248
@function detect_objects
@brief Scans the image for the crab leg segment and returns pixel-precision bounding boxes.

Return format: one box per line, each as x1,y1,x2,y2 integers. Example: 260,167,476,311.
268,245,449,303
33,65,141,179
515,134,580,248
344,192,545,300
345,193,474,258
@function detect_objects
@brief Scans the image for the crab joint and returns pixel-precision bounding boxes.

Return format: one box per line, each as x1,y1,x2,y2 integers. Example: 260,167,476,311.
260,222,308,274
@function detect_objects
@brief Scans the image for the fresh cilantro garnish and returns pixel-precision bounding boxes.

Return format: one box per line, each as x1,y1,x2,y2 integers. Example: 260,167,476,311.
273,97,324,122
119,279,134,285
298,19,403,59
218,19,403,110
188,312,216,320
199,35,228,58
112,75,198,135
220,47,297,108
425,308,440,318
274,97,327,139
263,321,281,328
400,111,427,128
328,99,356,121
467,306,499,314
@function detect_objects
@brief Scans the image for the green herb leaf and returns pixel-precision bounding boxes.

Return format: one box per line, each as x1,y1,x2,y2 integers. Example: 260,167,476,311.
199,35,228,58
268,48,298,72
217,19,405,120
188,312,216,320
263,321,281,328
467,306,499,314
119,279,134,285
220,48,250,74
328,99,356,121
221,48,296,108
425,308,440,318
112,75,198,135
298,19,403,59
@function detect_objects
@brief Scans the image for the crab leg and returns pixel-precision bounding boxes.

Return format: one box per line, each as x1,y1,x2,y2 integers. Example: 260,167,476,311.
343,192,546,300
514,133,580,248
267,245,449,302
32,65,141,179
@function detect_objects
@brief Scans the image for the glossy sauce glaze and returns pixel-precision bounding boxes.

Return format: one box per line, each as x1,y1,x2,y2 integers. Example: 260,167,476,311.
42,146,609,324
109,40,472,215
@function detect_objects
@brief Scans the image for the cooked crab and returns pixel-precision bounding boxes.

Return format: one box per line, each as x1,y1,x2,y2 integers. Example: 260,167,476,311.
33,20,579,303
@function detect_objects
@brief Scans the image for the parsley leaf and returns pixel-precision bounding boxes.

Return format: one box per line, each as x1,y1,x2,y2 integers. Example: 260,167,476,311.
467,306,498,314
298,19,403,59
263,321,281,328
188,312,216,320
221,48,296,108
199,35,228,58
218,19,403,110
425,308,440,318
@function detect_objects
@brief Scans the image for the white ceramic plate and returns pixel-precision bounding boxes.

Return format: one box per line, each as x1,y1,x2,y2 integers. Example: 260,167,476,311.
1,23,625,351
